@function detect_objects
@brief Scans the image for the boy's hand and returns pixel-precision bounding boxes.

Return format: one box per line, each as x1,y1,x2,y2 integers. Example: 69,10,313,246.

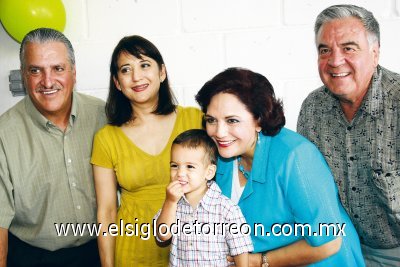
166,180,184,203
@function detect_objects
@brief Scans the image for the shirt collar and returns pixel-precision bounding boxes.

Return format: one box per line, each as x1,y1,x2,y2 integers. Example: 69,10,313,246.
250,133,268,183
180,181,220,212
25,91,78,131
70,92,78,122
359,66,383,119
216,135,268,184
321,87,339,113
200,181,221,212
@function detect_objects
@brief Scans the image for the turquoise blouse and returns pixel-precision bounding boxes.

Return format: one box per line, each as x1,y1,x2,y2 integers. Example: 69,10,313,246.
216,128,365,266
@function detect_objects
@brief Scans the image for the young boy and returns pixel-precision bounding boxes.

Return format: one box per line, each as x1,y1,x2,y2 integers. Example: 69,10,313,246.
154,129,253,267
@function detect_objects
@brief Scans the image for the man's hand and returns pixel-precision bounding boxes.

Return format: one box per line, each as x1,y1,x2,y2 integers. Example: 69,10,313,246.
0,228,8,267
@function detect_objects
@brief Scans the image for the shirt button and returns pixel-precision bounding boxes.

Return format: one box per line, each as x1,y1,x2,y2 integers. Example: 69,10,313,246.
347,126,352,131
72,182,76,187
67,158,72,163
349,156,355,161
354,214,359,218
351,187,356,191
77,205,81,210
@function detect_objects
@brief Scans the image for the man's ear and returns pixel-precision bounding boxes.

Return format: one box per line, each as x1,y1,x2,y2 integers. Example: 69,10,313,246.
372,43,380,68
113,76,121,91
72,65,77,85
205,164,217,181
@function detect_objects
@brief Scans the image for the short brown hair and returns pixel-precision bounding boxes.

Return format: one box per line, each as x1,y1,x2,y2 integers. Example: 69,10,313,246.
172,129,217,165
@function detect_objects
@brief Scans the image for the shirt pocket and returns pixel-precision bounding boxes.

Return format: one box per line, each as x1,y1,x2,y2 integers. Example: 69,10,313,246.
371,169,400,214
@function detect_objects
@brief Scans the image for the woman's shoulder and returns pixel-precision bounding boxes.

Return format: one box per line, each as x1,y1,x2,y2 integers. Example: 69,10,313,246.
177,105,203,117
95,124,120,139
176,105,203,128
269,128,321,156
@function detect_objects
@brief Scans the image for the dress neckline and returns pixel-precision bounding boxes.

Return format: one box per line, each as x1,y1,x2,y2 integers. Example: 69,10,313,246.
116,106,181,157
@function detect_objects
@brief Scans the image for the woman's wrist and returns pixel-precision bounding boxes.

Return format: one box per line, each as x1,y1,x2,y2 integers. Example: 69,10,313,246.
261,251,269,267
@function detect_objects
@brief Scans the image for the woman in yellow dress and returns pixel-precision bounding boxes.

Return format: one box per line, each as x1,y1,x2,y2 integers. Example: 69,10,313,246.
91,35,202,267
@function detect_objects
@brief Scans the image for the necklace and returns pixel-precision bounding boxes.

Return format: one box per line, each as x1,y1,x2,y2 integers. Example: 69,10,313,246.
237,156,251,179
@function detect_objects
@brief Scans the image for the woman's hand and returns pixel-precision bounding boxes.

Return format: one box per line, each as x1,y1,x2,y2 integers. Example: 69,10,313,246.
227,253,262,267
227,237,341,266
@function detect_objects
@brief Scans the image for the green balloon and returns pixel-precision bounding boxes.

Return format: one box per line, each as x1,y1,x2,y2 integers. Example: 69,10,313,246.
0,0,66,43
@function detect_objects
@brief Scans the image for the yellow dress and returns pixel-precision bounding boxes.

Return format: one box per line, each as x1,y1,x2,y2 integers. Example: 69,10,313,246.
91,106,203,267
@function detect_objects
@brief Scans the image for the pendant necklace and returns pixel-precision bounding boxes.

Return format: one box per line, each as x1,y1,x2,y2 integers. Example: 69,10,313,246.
237,156,251,179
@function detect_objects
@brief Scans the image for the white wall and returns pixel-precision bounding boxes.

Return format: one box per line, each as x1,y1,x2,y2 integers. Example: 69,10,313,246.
1,0,400,130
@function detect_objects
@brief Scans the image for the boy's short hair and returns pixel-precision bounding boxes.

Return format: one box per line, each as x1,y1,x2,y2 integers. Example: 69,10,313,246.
172,129,218,165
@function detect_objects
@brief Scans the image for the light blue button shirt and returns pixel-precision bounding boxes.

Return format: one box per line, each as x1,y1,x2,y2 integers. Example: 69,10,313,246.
216,128,365,266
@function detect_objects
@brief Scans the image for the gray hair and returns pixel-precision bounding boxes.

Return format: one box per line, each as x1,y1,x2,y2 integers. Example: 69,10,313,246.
315,4,380,46
20,28,75,69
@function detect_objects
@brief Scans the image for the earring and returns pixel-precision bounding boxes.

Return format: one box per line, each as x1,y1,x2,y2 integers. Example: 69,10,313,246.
257,131,261,145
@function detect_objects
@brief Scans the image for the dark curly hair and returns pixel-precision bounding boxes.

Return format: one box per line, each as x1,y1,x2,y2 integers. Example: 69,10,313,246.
106,35,177,126
195,67,285,136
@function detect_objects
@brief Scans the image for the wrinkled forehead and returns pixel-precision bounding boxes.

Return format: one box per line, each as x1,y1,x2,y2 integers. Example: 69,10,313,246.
24,41,73,67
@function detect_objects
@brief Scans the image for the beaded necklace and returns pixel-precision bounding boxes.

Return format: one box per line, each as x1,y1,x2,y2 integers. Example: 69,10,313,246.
237,156,251,179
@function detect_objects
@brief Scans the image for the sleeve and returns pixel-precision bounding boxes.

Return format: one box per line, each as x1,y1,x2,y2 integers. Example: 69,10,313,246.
285,142,343,247
193,107,204,128
181,106,204,130
90,128,114,169
225,203,254,256
296,97,310,137
0,138,15,228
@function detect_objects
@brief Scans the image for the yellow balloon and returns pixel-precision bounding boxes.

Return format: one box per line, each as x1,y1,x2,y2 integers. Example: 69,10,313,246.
0,0,66,43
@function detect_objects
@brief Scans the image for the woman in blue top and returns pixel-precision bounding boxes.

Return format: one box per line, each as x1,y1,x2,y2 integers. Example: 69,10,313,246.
195,67,365,266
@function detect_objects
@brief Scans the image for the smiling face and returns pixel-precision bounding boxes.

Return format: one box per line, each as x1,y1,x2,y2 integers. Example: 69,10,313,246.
23,41,76,119
170,144,215,200
205,93,261,159
113,52,166,107
316,17,379,103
